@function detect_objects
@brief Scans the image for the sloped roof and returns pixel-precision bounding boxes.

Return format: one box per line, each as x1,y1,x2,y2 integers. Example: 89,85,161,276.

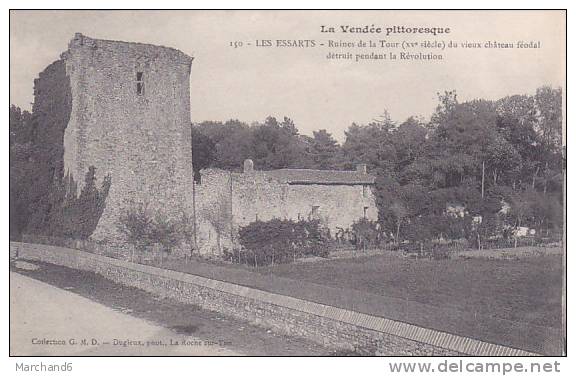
262,169,375,185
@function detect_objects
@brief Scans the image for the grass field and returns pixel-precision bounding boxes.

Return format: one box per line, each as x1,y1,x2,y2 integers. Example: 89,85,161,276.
261,253,563,328
161,251,563,354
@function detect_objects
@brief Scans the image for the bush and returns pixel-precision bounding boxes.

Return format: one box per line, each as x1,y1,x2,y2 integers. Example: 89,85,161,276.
236,218,330,266
350,218,382,250
116,202,191,258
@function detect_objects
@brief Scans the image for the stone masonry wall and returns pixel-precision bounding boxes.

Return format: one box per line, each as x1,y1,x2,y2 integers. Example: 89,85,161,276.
23,59,74,233
60,33,194,243
31,59,73,184
194,168,378,255
192,169,234,254
11,241,536,356
232,172,379,229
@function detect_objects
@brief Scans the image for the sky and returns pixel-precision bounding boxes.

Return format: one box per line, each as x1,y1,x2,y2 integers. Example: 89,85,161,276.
9,10,565,141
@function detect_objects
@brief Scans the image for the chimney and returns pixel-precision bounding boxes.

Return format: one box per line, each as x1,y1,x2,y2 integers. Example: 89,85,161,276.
244,159,254,173
356,164,367,174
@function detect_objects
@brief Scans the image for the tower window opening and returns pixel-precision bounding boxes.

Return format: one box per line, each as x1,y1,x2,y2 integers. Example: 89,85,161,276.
136,72,145,95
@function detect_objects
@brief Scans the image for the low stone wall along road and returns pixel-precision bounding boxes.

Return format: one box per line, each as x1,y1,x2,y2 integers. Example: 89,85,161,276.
10,242,543,356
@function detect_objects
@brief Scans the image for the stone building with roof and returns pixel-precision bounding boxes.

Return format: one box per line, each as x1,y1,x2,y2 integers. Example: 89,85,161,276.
194,159,378,255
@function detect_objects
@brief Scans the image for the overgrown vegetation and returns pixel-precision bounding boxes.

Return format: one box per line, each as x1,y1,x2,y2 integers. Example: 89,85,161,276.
25,167,111,240
10,103,111,240
34,167,111,239
116,202,194,260
233,219,330,267
349,218,382,250
10,103,112,240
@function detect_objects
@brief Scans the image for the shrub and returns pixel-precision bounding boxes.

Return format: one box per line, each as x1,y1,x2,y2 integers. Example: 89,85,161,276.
116,202,153,253
350,218,381,250
116,202,192,259
237,218,330,266
148,212,182,254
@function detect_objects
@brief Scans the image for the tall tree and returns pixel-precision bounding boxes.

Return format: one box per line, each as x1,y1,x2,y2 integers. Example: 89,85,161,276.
191,125,216,180
308,129,341,169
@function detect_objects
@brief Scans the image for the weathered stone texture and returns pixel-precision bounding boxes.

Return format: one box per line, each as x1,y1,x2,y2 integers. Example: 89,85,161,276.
194,165,378,255
53,33,194,242
31,59,73,183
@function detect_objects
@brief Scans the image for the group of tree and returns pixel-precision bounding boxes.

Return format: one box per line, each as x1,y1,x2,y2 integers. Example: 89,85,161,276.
191,116,343,180
10,105,111,240
192,86,563,244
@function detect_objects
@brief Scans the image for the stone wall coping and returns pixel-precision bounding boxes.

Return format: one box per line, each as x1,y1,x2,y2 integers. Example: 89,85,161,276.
67,33,193,65
11,241,539,356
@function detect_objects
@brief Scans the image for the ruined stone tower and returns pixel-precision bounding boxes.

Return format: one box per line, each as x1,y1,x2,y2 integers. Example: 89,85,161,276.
47,33,194,242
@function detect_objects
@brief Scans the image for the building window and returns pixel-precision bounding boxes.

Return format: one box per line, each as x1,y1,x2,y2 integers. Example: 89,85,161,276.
363,206,369,218
136,72,145,95
362,185,368,197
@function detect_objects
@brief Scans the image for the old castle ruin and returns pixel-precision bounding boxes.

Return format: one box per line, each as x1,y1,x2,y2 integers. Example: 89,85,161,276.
34,33,195,243
33,33,377,254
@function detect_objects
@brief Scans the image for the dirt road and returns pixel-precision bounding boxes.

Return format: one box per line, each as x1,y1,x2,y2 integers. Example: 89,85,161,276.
10,260,329,356
10,271,239,356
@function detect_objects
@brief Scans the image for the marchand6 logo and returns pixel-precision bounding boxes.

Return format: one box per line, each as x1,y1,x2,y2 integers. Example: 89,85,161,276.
16,362,73,372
